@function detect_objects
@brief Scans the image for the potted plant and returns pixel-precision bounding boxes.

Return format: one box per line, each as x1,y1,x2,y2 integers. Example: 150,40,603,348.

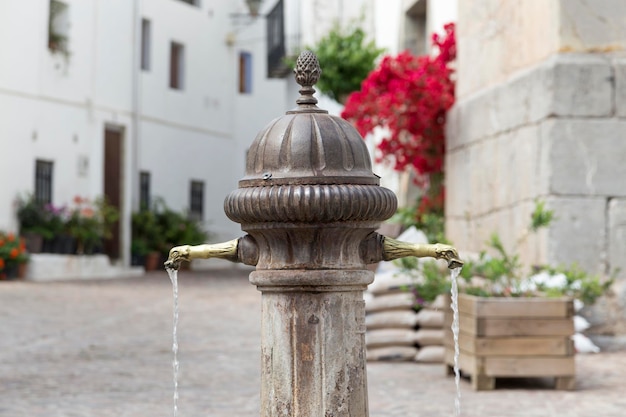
0,232,29,280
67,196,119,255
400,201,614,390
131,198,209,271
154,198,208,269
131,207,163,271
16,195,53,253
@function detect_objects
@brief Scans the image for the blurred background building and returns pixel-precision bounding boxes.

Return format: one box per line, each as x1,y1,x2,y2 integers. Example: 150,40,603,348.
0,0,454,269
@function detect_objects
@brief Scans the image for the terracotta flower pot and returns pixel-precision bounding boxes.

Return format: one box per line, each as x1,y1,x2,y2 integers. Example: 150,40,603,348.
144,252,161,271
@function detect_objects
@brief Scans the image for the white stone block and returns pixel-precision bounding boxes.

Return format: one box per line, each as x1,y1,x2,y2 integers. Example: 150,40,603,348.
546,197,607,274
549,54,613,117
449,54,614,150
559,0,626,52
456,0,560,98
490,64,552,133
444,148,472,218
608,198,626,275
543,119,626,196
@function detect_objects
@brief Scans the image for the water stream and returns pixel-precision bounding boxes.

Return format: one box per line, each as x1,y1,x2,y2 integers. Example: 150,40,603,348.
166,267,180,417
450,267,462,417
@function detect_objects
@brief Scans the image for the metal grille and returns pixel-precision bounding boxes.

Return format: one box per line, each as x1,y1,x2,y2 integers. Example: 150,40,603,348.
266,0,287,78
139,171,151,210
35,160,53,205
189,180,204,221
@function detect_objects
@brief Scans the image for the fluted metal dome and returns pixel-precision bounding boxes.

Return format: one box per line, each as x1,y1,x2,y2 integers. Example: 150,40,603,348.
238,50,380,187
225,50,397,227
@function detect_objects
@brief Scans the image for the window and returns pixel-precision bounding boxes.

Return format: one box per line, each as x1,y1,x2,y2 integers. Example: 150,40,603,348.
404,2,427,56
169,42,185,90
48,0,69,53
35,160,54,205
239,52,253,94
141,19,151,71
189,180,204,221
266,0,286,77
139,171,151,210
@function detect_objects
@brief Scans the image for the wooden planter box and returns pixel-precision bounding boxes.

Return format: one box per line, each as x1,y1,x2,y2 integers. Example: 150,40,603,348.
444,294,575,391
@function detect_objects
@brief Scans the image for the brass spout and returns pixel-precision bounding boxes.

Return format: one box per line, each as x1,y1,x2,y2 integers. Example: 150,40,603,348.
382,236,464,269
164,238,240,270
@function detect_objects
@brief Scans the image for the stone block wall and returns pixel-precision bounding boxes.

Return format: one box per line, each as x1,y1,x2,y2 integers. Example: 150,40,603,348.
456,0,626,99
446,53,626,279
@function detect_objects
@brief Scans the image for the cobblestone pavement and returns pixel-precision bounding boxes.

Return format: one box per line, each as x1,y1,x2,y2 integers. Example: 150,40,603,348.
2,269,626,417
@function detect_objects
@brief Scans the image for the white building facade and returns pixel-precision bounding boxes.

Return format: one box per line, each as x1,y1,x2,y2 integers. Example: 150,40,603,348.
0,0,294,267
0,0,454,270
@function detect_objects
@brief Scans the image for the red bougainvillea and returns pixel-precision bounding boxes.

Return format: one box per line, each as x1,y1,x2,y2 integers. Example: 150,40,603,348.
341,23,456,214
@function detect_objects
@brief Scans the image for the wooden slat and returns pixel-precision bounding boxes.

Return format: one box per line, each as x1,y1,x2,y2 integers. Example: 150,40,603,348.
455,294,573,318
444,314,574,337
484,356,575,377
444,331,574,356
444,348,576,390
477,317,574,336
444,345,576,379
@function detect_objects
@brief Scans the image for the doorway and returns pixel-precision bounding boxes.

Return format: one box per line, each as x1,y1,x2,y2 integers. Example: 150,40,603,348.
103,126,123,260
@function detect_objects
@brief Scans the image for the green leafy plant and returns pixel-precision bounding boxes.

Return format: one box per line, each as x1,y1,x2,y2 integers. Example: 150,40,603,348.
131,209,162,256
16,195,64,240
399,258,451,308
539,264,616,306
401,200,614,306
289,22,384,103
459,200,557,297
132,197,209,257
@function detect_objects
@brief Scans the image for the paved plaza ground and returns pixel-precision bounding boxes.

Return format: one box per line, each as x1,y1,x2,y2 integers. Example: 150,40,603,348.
2,268,626,417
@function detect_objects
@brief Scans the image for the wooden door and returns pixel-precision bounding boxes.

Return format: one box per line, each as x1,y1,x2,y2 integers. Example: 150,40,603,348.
104,127,122,260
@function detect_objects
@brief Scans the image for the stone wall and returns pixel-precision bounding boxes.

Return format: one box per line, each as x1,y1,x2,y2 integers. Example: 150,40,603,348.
446,53,626,333
456,0,626,98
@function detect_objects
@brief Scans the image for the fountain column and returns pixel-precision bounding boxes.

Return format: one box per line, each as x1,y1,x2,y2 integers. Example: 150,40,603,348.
223,51,396,416
167,50,462,417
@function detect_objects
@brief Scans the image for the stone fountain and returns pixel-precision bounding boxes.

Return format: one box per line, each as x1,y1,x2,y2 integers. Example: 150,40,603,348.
165,50,462,417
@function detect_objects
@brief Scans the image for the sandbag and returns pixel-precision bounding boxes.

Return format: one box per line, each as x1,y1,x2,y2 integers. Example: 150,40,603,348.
365,293,415,313
414,329,444,346
415,309,445,328
367,346,418,362
414,345,445,363
366,329,417,348
366,310,419,330
428,294,448,310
